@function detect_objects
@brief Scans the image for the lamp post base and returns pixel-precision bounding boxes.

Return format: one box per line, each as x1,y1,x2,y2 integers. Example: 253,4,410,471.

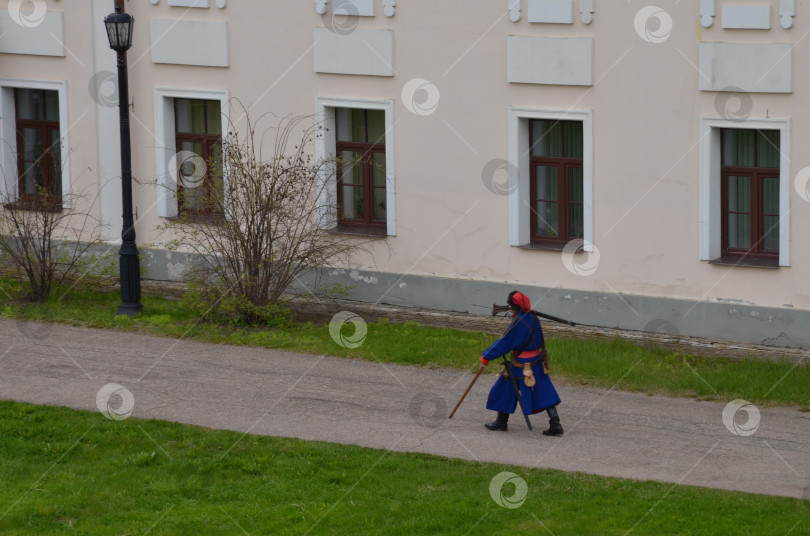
117,301,144,316
117,243,143,317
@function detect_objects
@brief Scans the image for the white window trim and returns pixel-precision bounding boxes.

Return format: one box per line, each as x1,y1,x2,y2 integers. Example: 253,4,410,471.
153,87,229,218
507,107,594,249
698,117,790,266
315,96,396,236
0,78,71,207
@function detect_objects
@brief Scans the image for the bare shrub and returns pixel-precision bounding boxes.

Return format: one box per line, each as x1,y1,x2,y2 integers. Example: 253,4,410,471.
160,108,367,324
0,188,107,302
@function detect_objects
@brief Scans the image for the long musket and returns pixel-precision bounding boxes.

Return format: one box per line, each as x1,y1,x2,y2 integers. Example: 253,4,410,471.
492,303,577,326
448,366,485,419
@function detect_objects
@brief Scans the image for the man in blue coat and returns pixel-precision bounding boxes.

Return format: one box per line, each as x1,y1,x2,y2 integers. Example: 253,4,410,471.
479,291,564,436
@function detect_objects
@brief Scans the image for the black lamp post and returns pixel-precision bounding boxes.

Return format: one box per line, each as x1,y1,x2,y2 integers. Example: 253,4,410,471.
104,6,143,316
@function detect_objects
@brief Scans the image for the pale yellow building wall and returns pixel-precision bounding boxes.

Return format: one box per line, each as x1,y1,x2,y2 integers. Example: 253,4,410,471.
2,0,809,312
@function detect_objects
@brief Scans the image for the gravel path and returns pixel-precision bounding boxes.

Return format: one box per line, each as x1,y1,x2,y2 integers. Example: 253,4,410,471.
1,319,808,499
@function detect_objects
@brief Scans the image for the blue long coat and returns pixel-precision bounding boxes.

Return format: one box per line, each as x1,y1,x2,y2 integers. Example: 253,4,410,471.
481,312,561,415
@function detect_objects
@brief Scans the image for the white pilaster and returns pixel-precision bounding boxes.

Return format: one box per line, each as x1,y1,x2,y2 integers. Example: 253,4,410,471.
92,0,122,242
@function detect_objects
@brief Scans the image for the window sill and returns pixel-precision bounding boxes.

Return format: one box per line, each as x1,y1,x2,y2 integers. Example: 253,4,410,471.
708,255,779,269
516,242,571,252
328,226,388,239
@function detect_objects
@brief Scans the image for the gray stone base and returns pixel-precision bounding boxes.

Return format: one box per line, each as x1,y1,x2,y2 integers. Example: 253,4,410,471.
296,267,810,350
139,246,810,349
141,247,199,282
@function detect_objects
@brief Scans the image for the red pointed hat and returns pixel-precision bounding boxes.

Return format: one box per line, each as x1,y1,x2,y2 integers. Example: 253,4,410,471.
509,291,531,313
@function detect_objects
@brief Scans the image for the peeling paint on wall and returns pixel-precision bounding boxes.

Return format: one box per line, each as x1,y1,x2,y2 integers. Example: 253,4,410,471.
349,270,379,285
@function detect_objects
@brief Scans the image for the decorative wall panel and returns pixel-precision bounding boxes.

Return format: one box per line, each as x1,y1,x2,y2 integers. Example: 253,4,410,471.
721,4,771,29
507,36,592,86
313,28,394,76
150,19,229,67
0,11,64,57
698,42,792,93
527,0,574,24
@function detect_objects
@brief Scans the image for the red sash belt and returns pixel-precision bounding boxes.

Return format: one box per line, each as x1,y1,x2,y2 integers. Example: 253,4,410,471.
512,349,541,368
515,350,539,360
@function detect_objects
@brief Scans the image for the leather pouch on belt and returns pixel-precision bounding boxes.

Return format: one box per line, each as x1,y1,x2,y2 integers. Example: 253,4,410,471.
540,348,550,374
523,363,536,387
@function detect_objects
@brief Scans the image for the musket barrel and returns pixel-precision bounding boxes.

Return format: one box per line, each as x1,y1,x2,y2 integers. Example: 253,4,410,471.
491,303,577,326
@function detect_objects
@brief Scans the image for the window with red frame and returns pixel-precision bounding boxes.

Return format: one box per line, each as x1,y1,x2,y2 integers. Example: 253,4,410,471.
335,108,386,233
720,128,780,262
529,119,583,245
15,88,62,201
174,99,223,215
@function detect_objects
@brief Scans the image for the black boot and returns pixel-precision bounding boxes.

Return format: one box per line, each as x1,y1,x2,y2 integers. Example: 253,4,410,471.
542,406,564,436
485,412,509,431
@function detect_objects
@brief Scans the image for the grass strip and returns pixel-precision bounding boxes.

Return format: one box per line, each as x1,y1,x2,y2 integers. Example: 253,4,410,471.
1,284,808,408
0,401,807,535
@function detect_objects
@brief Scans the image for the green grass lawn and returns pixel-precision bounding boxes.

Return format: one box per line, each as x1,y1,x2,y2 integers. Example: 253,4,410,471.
1,401,807,536
1,284,809,408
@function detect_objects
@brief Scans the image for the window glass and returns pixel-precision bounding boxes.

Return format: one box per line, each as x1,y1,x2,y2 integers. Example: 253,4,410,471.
367,110,385,144
342,184,364,219
15,89,44,120
373,152,386,222
372,153,386,187
757,130,780,169
761,176,779,252
762,216,779,251
727,214,751,249
50,129,62,197
175,99,208,134
350,109,366,143
373,188,386,222
15,89,60,122
563,122,583,159
568,167,583,203
568,167,584,239
722,129,755,167
536,202,559,237
727,175,750,212
179,140,205,211
20,128,42,195
569,204,583,239
336,108,378,143
762,176,779,214
530,120,583,159
530,120,562,158
726,175,751,250
339,150,364,220
210,143,224,205
22,128,47,193
45,91,59,121
340,151,363,185
335,108,352,142
534,166,558,201
206,100,222,135
20,128,41,163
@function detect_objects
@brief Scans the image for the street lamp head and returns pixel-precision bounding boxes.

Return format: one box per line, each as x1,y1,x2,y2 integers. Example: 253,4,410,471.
104,7,134,52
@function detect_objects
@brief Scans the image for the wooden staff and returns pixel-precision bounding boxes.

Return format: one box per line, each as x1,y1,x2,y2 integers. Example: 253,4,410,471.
448,367,485,419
